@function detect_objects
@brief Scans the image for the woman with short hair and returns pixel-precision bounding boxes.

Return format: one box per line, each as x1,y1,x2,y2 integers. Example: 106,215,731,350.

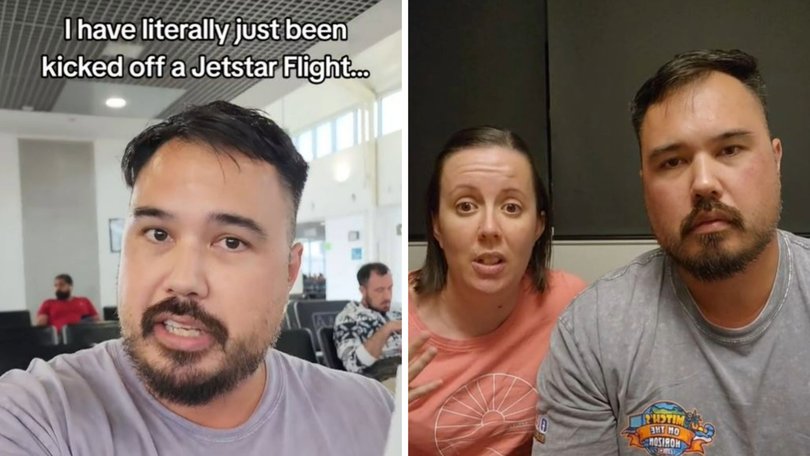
408,126,586,455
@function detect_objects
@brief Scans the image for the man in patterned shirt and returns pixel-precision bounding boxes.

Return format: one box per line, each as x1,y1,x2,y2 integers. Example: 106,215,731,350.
333,263,401,382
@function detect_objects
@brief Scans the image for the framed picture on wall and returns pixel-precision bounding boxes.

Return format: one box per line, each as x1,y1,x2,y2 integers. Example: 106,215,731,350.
109,218,124,253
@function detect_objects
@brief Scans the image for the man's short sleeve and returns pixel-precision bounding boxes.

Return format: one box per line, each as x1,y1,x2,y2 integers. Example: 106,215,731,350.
82,299,98,317
36,301,50,317
0,370,66,456
0,403,58,455
532,315,618,455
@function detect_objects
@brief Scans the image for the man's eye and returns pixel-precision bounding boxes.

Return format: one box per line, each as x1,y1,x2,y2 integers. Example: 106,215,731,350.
218,237,247,251
661,158,684,169
145,228,170,242
720,146,741,157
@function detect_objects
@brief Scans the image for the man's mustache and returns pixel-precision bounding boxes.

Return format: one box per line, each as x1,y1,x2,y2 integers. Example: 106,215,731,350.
680,197,745,238
141,297,229,347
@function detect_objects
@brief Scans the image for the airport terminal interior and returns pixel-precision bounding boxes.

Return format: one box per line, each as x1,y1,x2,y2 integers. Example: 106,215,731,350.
0,0,401,377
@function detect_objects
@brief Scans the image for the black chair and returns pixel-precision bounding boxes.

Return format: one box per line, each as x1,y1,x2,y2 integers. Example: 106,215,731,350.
0,326,58,346
0,344,84,375
275,328,318,363
292,300,349,351
62,322,120,346
365,356,401,382
317,326,345,370
0,310,31,329
103,306,119,321
281,301,297,330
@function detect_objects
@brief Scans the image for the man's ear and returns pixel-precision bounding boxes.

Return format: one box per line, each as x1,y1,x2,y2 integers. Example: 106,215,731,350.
287,243,304,291
772,137,783,174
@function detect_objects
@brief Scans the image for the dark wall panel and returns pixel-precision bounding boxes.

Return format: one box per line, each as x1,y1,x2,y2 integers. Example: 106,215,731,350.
410,0,809,240
549,0,810,237
409,0,549,241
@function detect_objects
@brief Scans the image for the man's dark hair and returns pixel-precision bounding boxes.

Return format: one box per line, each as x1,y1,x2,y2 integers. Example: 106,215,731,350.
55,274,73,286
121,101,309,238
357,263,390,287
413,126,552,295
631,49,768,140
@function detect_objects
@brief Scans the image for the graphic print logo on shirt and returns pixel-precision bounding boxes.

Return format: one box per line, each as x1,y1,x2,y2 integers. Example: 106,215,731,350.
434,373,536,455
623,401,715,455
533,415,548,444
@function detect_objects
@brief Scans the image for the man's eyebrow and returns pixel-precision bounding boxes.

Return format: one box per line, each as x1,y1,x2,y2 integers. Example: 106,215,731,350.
132,207,267,240
648,141,685,160
210,212,267,240
648,129,755,160
133,206,173,219
712,129,754,142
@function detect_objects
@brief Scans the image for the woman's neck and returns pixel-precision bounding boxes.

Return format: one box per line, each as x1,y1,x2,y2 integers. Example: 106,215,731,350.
420,274,523,339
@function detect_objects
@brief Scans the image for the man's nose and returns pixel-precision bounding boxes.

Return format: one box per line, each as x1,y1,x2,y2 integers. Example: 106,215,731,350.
690,154,723,205
164,242,208,299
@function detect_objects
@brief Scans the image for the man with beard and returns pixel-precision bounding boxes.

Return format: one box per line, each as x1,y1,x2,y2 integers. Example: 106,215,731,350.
0,101,393,455
532,50,810,455
333,263,402,383
36,273,99,330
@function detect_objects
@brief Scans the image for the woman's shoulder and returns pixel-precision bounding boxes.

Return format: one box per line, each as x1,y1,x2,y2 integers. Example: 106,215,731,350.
545,269,588,293
525,269,588,311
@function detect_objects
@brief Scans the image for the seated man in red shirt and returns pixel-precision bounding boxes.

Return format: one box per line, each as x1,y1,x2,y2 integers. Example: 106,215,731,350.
36,274,99,330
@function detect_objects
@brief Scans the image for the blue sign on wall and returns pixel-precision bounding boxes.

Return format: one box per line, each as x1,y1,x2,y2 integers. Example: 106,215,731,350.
351,247,362,260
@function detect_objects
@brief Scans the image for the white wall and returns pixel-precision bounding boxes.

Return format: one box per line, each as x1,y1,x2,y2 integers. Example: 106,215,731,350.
325,214,367,301
551,240,659,284
408,240,660,285
374,205,402,309
93,140,131,309
0,112,151,315
261,31,402,132
0,133,26,311
321,207,401,307
265,80,374,133
19,140,100,314
375,131,403,307
298,142,376,223
377,131,402,207
295,129,403,303
256,20,402,305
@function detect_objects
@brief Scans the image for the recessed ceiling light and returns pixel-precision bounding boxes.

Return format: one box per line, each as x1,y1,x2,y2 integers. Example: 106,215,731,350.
106,97,126,108
101,42,144,59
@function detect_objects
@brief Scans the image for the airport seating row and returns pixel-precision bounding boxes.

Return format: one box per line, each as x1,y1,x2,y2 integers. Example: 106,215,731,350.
282,300,350,370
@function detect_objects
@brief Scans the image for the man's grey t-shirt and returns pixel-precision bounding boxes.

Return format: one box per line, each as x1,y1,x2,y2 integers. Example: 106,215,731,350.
0,339,394,455
533,230,810,455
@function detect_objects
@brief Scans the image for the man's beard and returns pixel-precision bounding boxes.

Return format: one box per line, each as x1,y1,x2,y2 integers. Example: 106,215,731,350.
55,290,70,300
363,296,390,314
656,197,777,282
122,297,278,406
